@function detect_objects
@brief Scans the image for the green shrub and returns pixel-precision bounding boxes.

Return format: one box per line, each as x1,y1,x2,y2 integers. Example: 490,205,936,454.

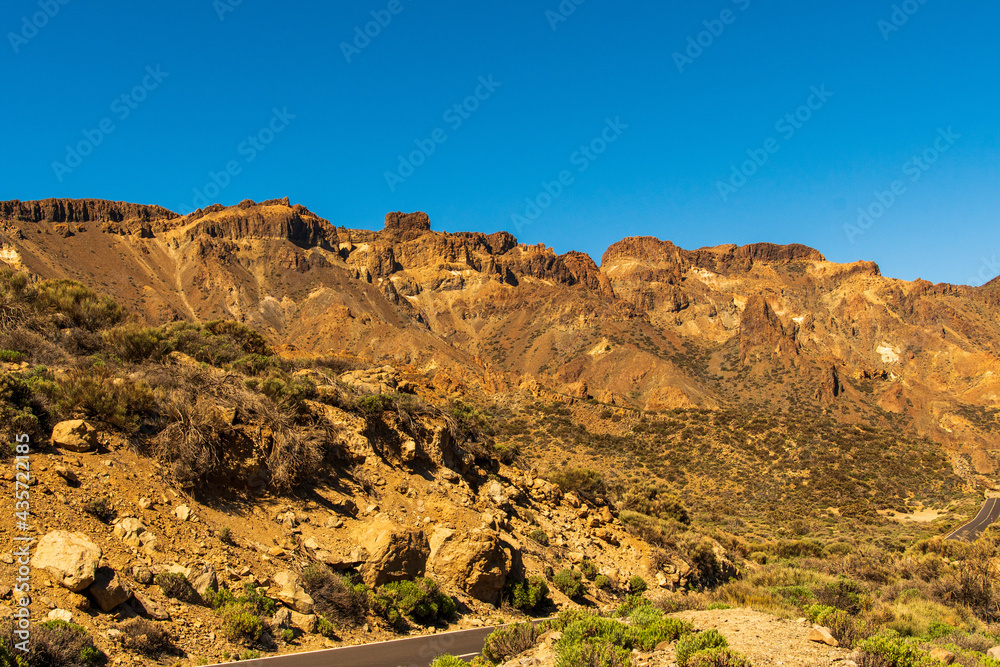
431,656,467,667
155,572,199,604
595,575,613,590
483,623,540,663
374,578,456,625
554,609,691,667
218,526,235,545
0,372,49,444
854,630,936,667
528,529,549,546
676,629,729,666
50,364,153,432
580,560,598,580
203,586,237,610
549,467,606,501
553,569,585,599
628,576,648,594
219,606,264,645
0,619,104,666
280,628,295,642
706,602,732,610
356,394,394,416
510,576,550,613
685,648,754,667
316,616,337,639
82,497,115,523
35,279,126,330
0,350,24,363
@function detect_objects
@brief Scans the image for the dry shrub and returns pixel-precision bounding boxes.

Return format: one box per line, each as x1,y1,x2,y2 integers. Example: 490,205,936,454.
266,420,326,492
119,617,175,656
300,565,368,626
154,395,231,489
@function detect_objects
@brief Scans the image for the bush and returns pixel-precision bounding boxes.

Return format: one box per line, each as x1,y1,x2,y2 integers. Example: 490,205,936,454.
0,619,104,666
595,575,613,591
0,371,50,445
219,606,264,645
549,467,606,501
0,349,24,363
483,623,540,663
628,576,648,595
618,482,690,525
155,572,199,604
34,279,126,331
82,497,115,523
553,569,585,599
119,617,174,657
431,656,467,667
316,616,338,639
218,526,235,545
510,576,550,613
580,560,598,581
854,630,936,667
554,609,692,667
50,364,153,432
300,566,368,627
685,648,754,667
528,529,549,546
374,578,456,625
676,629,729,666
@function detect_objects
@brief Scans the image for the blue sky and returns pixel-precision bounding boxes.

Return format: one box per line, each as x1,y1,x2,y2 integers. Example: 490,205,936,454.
2,1,998,285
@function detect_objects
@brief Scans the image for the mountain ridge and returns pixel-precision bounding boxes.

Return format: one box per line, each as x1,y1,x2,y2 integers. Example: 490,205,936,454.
2,197,998,486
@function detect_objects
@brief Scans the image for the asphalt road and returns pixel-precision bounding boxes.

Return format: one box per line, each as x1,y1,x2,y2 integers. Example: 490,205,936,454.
205,623,514,667
945,497,1000,542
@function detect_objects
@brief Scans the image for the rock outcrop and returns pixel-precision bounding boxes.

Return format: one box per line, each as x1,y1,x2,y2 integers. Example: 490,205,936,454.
355,517,430,587
50,420,99,453
428,528,512,603
33,531,102,592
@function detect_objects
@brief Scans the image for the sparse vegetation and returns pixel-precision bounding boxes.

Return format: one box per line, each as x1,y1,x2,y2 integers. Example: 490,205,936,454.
82,497,116,523
483,622,540,663
553,569,586,599
155,572,199,604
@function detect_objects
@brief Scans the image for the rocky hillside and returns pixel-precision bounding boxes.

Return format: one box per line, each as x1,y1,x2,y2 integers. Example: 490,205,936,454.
1,198,998,480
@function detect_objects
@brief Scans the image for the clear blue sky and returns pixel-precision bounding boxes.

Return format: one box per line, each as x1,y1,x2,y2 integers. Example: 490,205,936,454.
3,1,998,285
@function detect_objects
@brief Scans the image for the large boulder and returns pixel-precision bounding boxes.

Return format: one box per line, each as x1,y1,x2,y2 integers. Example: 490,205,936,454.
187,563,218,599
33,531,102,592
50,420,99,453
428,528,512,603
88,567,131,612
268,571,314,614
355,516,429,587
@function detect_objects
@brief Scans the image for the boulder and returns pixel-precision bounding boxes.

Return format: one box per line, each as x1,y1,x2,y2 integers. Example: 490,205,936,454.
271,607,292,630
188,563,218,598
33,531,101,592
131,591,170,620
132,564,153,585
174,505,192,521
928,648,955,665
88,566,131,612
47,609,73,623
428,527,511,603
989,647,1000,661
290,611,318,633
807,626,839,647
50,420,99,453
355,518,429,587
113,518,147,548
268,570,314,614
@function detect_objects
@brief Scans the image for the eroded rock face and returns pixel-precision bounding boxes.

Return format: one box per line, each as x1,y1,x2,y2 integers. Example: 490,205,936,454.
50,420,99,453
355,517,429,587
34,531,102,592
428,528,512,603
0,198,176,224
